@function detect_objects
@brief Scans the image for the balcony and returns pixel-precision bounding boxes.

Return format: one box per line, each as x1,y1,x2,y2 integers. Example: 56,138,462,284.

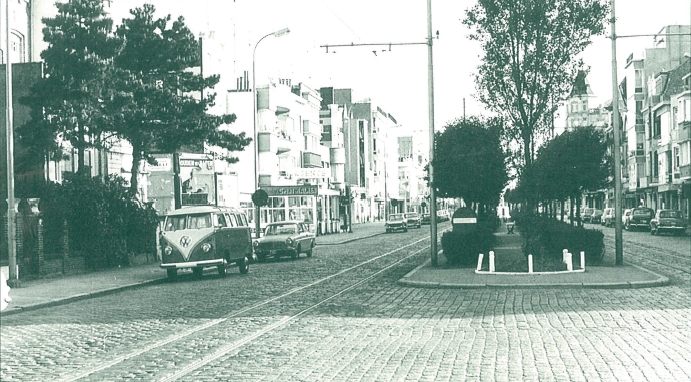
302,152,322,168
258,131,293,154
681,164,691,179
678,124,691,142
302,120,322,136
330,147,345,165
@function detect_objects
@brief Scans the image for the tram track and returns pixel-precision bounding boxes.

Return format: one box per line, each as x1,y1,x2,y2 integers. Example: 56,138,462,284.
55,232,445,382
604,241,691,277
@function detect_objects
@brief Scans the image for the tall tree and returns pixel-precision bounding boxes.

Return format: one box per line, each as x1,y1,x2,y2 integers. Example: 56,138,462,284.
433,116,508,215
19,0,120,173
464,0,608,168
109,4,250,194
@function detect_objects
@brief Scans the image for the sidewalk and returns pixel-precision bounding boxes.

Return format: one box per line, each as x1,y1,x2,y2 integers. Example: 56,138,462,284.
399,222,669,289
0,221,387,316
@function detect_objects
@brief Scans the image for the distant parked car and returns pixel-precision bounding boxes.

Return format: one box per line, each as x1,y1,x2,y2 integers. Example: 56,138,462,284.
581,207,594,223
625,207,654,231
404,213,422,228
385,213,408,233
602,208,615,227
436,209,450,222
622,208,633,226
253,221,315,261
650,209,687,236
421,214,432,225
590,209,604,224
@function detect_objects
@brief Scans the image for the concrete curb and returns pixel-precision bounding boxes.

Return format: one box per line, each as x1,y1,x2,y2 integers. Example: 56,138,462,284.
398,257,671,290
1,277,168,316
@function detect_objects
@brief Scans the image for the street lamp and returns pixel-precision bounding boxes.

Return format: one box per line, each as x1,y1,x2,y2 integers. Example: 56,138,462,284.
253,27,289,238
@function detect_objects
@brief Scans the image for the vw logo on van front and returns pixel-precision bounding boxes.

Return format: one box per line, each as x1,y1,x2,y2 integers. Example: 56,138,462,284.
180,236,192,247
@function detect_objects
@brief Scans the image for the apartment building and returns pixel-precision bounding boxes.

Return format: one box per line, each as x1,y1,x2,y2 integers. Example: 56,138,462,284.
642,58,691,217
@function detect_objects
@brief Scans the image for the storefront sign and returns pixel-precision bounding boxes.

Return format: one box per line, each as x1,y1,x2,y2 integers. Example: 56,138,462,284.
262,185,318,196
292,168,330,180
146,157,172,172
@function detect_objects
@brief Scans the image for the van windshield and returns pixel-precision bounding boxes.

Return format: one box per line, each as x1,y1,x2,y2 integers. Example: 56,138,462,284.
165,213,212,231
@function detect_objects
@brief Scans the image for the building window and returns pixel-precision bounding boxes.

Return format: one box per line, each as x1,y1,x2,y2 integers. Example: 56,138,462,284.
674,147,680,169
571,102,579,113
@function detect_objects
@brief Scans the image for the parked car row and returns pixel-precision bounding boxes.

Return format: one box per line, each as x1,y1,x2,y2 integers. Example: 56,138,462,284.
584,206,688,236
386,211,451,233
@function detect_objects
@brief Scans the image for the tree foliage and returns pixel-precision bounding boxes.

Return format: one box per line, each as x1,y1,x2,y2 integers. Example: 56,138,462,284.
433,116,508,212
464,0,608,167
512,125,609,208
110,4,250,194
19,0,119,172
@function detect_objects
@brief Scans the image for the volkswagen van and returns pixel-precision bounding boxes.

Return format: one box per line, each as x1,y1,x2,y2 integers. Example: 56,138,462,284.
160,206,253,279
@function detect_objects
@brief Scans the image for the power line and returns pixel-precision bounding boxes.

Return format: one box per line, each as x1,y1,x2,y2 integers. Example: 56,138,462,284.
319,0,363,42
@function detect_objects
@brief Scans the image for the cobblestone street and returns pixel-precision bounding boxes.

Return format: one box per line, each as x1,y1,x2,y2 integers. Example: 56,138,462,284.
1,223,690,381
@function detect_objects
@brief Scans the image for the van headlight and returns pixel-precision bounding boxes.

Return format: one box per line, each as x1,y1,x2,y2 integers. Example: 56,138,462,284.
164,246,173,255
253,240,260,247
286,238,295,247
201,243,212,252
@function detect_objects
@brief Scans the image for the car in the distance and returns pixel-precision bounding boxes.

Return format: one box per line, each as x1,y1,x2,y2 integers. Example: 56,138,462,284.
650,209,687,236
622,208,633,226
581,207,594,223
590,209,604,224
625,207,654,231
385,213,408,233
421,214,432,225
253,221,315,261
436,209,450,222
601,208,614,227
404,213,422,228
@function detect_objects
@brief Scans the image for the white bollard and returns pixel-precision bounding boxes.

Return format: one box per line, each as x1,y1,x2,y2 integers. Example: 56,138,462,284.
476,253,484,272
562,249,569,263
528,254,533,274
565,252,573,271
489,251,495,273
580,251,586,270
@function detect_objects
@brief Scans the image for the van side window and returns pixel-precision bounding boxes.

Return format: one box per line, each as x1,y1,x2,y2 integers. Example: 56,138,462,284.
216,214,227,227
189,214,212,229
227,214,238,227
236,214,248,226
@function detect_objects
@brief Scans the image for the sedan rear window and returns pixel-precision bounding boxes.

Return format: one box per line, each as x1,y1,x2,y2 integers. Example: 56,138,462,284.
660,211,681,218
633,209,653,217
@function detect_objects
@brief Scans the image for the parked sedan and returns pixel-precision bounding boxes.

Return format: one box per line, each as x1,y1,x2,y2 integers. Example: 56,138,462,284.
590,209,604,224
602,208,614,227
650,209,688,236
385,214,408,233
625,207,654,231
253,221,315,261
404,213,422,228
622,208,633,226
581,207,594,223
421,214,432,225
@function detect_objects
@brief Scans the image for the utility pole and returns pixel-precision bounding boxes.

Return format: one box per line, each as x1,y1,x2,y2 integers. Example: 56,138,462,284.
610,0,624,265
5,0,19,287
320,0,438,265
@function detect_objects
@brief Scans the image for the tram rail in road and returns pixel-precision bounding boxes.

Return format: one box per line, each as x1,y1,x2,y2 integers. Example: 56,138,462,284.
56,230,449,382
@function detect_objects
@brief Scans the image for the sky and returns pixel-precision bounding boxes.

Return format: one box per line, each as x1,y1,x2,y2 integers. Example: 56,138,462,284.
106,0,691,140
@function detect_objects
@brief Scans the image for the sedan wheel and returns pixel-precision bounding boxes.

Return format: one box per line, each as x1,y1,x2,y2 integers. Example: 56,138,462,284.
307,241,314,257
238,257,249,274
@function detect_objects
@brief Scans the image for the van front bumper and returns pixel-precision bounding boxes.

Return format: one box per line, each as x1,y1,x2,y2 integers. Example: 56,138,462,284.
160,259,226,269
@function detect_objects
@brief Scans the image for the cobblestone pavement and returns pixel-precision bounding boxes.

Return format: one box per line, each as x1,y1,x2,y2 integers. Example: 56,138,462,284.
1,221,689,381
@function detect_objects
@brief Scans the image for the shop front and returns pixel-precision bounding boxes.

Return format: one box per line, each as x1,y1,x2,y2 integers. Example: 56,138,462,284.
259,185,319,233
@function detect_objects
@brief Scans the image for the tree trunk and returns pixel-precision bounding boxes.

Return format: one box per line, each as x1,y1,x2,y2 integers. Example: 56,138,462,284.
129,146,142,198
